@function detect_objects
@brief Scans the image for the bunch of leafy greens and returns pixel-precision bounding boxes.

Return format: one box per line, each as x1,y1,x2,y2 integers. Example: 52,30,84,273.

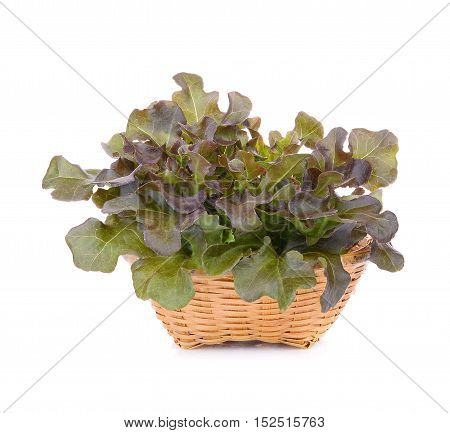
43,73,403,313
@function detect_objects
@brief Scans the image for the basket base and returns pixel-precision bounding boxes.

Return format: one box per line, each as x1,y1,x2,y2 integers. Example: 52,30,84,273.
162,333,322,349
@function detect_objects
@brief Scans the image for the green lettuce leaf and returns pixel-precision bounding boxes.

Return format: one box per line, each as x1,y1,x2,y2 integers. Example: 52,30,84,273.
102,133,127,158
65,215,151,272
289,216,343,246
137,201,182,256
278,250,317,310
305,251,351,313
236,150,266,179
314,171,345,197
270,130,300,156
172,72,221,124
126,100,185,146
263,153,308,190
233,238,316,311
187,152,215,183
221,91,252,126
244,116,261,130
232,237,283,303
92,187,120,209
101,192,141,215
369,241,404,272
182,214,230,268
294,111,324,149
131,254,194,309
272,183,298,201
349,128,398,191
42,156,96,201
202,233,262,275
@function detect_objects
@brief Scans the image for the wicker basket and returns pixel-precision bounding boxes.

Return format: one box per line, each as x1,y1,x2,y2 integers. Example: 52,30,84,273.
143,238,371,349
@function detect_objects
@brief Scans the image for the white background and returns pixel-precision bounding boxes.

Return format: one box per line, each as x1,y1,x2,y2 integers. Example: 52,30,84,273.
0,0,449,431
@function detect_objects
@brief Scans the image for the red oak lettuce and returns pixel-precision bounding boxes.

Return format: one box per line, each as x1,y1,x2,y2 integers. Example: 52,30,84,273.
43,73,403,312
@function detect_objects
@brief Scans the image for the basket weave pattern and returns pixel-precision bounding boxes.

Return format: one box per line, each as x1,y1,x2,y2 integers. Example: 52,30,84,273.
151,240,370,349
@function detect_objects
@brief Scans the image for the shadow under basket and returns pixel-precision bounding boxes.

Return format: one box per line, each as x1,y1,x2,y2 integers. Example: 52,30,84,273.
149,238,371,349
